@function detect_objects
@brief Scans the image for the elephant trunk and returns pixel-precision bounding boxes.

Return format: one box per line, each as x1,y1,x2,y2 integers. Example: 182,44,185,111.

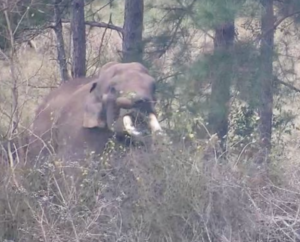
106,96,163,137
105,95,119,131
106,99,143,136
116,97,134,109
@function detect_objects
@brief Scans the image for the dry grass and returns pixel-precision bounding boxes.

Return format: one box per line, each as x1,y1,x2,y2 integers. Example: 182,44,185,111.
1,140,300,241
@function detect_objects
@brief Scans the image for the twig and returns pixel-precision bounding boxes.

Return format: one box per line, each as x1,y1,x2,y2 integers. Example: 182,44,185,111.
275,78,300,93
256,10,300,43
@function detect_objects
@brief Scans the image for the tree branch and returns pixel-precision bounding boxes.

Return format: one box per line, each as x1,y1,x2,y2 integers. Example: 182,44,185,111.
19,20,123,45
275,77,300,93
258,10,300,42
62,20,123,34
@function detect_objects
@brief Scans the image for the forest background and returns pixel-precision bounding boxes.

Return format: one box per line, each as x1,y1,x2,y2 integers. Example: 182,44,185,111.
1,0,300,241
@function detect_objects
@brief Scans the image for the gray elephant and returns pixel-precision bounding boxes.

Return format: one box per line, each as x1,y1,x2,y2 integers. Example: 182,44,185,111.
28,61,164,161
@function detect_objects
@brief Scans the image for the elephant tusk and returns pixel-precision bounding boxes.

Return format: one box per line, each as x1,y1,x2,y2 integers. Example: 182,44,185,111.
148,113,163,133
123,115,143,136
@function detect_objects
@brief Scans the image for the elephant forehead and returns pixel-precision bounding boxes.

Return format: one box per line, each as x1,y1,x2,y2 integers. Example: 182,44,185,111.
117,77,154,95
114,72,154,87
119,90,138,98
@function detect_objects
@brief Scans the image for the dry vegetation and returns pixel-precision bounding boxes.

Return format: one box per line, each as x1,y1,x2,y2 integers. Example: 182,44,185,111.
1,4,300,241
1,139,300,241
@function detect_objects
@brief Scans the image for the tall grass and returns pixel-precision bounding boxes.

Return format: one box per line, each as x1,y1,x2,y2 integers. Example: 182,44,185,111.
0,139,300,242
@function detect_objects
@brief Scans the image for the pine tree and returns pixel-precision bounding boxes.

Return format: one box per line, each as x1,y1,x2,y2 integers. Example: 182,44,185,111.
122,0,144,63
71,0,86,78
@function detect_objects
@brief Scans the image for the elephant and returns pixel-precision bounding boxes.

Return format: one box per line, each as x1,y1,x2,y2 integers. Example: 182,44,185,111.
27,61,164,161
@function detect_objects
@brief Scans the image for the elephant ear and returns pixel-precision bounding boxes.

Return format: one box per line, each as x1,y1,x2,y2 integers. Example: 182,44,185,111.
82,82,106,128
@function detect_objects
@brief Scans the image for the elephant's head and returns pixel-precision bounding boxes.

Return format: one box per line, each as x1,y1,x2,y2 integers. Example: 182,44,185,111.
82,64,163,140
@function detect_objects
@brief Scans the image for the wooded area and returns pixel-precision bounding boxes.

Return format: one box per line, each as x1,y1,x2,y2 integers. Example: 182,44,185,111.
1,0,300,241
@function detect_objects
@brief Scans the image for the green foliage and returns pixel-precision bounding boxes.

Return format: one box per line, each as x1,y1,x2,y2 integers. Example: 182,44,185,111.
193,0,246,29
238,0,262,18
144,0,270,144
231,104,257,138
162,40,262,139
85,0,124,23
231,42,261,108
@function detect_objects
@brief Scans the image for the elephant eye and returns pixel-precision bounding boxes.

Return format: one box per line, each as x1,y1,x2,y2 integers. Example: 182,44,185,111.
90,82,97,93
109,85,116,94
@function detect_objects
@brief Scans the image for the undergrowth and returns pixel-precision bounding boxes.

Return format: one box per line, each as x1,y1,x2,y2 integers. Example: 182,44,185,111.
0,139,300,242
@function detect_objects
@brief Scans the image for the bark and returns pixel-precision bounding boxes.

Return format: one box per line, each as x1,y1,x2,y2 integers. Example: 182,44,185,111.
71,0,86,78
122,0,144,63
53,0,69,82
208,22,235,149
258,0,274,163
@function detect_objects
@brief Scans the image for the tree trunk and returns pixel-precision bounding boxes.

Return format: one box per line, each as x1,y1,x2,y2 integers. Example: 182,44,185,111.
258,0,274,163
208,22,235,149
53,0,69,82
71,0,86,78
122,0,144,63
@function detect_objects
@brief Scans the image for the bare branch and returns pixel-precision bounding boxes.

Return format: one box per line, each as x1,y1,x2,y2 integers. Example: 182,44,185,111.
82,20,123,34
0,6,8,12
24,20,123,34
275,78,300,93
19,20,123,47
257,10,300,42
58,19,123,33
